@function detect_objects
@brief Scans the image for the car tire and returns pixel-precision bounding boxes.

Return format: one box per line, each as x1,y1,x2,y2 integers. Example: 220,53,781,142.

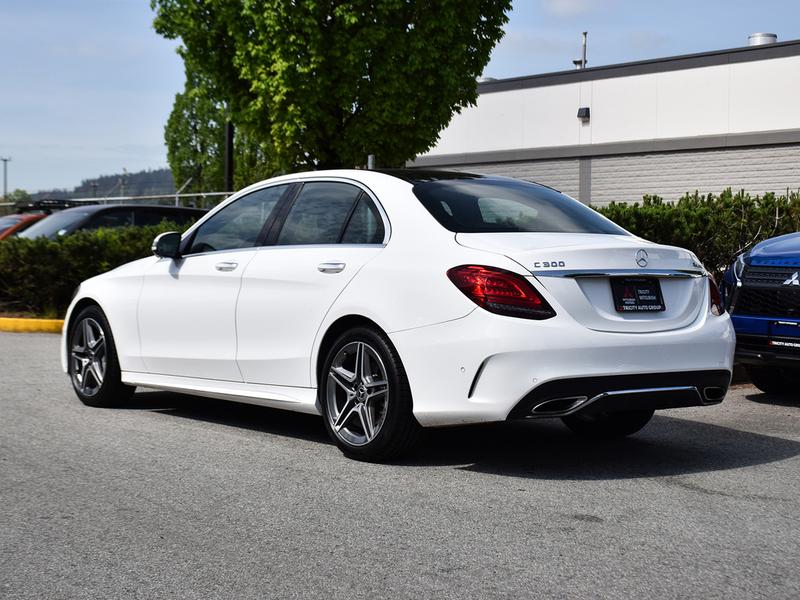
561,409,654,439
746,366,798,396
68,305,135,408
320,326,420,462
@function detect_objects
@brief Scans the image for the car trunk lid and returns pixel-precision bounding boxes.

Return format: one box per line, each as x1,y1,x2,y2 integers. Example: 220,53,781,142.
456,232,707,333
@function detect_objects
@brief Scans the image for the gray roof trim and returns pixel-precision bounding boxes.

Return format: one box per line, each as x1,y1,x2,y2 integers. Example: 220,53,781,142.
410,129,800,167
478,39,800,94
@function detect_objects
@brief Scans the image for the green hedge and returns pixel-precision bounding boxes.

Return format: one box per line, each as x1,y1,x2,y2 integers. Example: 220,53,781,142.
597,189,800,279
0,222,187,317
2,189,799,317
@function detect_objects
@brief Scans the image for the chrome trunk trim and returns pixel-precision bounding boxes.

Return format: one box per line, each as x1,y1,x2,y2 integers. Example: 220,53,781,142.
531,269,704,279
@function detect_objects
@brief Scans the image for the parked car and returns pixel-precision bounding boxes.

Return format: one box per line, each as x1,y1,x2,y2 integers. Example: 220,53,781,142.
722,233,800,394
18,204,205,240
62,170,735,461
0,199,90,240
0,213,47,240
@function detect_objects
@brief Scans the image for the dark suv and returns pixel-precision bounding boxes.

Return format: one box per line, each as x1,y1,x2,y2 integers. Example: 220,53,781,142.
17,204,206,240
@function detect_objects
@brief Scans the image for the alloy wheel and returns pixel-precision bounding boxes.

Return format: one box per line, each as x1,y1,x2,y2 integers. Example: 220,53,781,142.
326,341,390,447
70,317,107,397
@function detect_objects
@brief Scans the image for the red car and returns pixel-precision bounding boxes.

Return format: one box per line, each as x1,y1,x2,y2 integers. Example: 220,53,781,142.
0,213,46,240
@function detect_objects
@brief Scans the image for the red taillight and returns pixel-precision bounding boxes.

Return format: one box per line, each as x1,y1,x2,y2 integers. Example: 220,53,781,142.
447,265,556,320
709,276,725,316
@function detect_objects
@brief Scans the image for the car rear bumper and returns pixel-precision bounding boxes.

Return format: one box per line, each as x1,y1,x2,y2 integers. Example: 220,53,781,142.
506,370,730,420
390,307,735,427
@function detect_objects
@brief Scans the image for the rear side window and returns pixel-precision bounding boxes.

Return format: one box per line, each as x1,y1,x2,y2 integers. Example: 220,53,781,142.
187,185,286,254
412,178,627,235
277,182,362,245
341,196,385,244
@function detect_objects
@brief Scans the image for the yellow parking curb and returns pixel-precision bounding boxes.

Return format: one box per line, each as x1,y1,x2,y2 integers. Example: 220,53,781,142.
0,318,64,333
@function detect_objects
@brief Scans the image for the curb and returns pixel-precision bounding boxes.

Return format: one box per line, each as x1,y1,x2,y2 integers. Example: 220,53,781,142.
0,318,64,333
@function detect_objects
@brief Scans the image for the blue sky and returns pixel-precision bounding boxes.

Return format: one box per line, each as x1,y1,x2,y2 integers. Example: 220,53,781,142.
1,0,797,192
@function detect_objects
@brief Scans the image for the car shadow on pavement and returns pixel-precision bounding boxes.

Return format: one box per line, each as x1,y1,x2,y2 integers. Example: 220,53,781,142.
120,390,331,444
127,391,800,481
745,392,800,408
413,416,800,480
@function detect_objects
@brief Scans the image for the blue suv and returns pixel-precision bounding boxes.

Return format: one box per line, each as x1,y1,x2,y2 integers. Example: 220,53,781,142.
722,232,800,395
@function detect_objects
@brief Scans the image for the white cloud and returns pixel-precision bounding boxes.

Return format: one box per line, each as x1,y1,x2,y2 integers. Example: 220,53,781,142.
541,0,597,18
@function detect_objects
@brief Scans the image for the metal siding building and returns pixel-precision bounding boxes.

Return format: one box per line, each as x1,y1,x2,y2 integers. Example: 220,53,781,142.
412,40,800,205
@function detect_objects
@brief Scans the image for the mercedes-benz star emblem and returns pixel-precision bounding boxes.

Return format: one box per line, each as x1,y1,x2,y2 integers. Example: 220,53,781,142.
635,249,649,268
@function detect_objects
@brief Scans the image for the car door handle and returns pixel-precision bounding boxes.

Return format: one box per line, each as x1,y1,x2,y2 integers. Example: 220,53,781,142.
318,262,346,274
215,261,239,272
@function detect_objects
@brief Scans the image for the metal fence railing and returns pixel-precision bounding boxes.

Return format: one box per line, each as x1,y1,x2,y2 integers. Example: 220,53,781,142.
0,191,232,215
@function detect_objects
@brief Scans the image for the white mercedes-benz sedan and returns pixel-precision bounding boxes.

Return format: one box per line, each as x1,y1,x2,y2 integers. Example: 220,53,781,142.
62,170,735,460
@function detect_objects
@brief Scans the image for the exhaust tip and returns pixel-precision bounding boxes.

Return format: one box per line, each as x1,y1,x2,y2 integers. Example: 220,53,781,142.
531,396,588,415
703,386,726,403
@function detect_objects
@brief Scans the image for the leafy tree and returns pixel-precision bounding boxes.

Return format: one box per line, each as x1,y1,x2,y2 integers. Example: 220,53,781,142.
164,69,226,192
165,68,275,192
5,189,31,203
152,0,511,171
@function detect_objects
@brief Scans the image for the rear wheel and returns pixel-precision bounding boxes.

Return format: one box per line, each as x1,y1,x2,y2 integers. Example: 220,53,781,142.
68,306,134,407
562,409,654,439
746,366,799,397
320,326,420,462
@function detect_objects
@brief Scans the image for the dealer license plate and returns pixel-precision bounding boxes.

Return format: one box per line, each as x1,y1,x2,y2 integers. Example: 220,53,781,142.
610,277,665,312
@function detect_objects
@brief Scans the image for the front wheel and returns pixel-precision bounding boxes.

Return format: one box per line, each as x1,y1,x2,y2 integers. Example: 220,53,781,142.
320,327,420,462
68,305,134,407
562,409,654,439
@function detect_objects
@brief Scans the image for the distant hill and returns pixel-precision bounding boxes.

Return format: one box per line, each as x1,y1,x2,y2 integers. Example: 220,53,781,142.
32,168,176,200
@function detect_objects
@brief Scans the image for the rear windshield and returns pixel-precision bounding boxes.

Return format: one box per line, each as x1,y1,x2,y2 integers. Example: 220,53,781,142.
412,178,627,235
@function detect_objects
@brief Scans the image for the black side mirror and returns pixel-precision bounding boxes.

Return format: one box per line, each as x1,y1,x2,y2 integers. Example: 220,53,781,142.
152,231,182,259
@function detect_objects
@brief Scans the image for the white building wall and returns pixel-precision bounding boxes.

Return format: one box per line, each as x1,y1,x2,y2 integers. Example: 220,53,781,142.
590,144,800,205
424,55,800,157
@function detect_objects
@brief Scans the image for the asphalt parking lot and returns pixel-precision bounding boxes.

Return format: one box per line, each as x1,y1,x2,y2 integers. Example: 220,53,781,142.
1,332,799,599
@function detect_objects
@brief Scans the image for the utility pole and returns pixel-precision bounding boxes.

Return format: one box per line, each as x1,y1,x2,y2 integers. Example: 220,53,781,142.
0,157,10,200
582,31,588,69
572,31,588,69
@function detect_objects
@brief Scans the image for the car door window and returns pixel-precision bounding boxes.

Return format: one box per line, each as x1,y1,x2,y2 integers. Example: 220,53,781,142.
82,209,134,230
187,185,287,254
341,196,385,244
276,182,361,245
